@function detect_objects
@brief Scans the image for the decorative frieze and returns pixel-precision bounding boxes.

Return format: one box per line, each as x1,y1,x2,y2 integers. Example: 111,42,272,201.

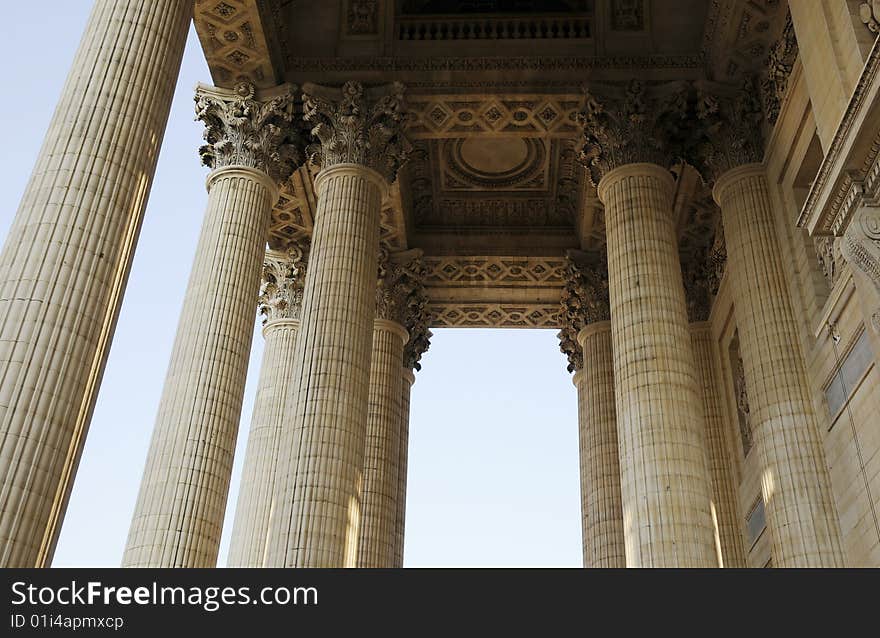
423,256,566,285
195,81,303,183
577,80,688,186
429,304,559,328
690,79,765,182
558,250,610,372
302,81,410,183
761,13,797,125
259,246,308,324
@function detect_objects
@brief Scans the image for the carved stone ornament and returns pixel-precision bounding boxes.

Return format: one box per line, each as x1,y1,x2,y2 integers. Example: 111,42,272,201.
682,254,713,323
840,206,880,333
814,235,843,289
761,13,798,125
860,1,880,34
690,78,765,183
577,80,689,186
259,245,308,324
557,250,610,372
682,223,727,322
302,81,411,183
195,81,303,184
729,334,753,457
709,222,727,292
376,248,432,370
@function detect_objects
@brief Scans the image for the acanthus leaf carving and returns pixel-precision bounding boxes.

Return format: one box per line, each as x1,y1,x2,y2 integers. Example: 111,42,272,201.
557,249,610,372
195,81,303,184
690,77,765,182
376,248,432,370
259,244,308,324
577,80,689,186
302,81,411,183
760,12,797,125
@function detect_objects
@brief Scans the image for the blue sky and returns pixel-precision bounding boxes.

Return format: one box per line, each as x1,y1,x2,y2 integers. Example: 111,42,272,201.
0,3,581,567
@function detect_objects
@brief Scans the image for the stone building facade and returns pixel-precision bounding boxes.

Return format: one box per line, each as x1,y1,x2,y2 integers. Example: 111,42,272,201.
1,0,879,568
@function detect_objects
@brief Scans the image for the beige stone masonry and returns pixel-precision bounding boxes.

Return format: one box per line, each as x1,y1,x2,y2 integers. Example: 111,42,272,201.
789,1,869,150
123,166,277,567
396,368,416,567
714,164,845,567
0,0,191,567
227,318,300,567
264,80,408,568
227,247,306,567
574,322,625,568
358,319,408,568
266,165,386,567
690,322,747,568
599,163,717,568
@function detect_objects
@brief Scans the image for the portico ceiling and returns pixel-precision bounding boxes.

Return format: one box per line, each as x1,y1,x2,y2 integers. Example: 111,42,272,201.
192,0,791,327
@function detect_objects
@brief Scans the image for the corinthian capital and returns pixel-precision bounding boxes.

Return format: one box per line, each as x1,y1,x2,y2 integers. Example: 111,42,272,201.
302,81,410,183
195,81,303,184
375,248,431,371
557,249,610,372
577,80,688,186
376,247,425,325
259,245,308,324
688,79,765,183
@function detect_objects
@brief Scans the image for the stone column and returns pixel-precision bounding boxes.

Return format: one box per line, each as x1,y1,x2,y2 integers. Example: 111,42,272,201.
694,88,845,567
396,368,415,567
682,243,747,568
123,83,301,568
227,247,307,567
579,82,717,567
558,251,625,568
394,296,431,567
265,82,409,568
0,0,191,568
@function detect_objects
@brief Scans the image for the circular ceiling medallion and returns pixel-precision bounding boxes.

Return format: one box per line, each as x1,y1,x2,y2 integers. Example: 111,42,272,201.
445,137,546,189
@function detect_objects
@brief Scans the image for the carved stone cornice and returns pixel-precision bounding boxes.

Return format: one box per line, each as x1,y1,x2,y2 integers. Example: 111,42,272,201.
761,12,797,126
195,81,303,184
577,80,689,187
259,245,308,324
302,81,411,183
558,249,610,372
689,78,765,183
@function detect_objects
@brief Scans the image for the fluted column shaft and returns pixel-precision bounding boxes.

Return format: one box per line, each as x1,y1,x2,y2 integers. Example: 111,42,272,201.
599,163,716,567
0,0,191,567
574,322,625,568
396,368,415,567
267,165,384,567
690,323,747,568
714,164,844,567
123,166,276,567
358,319,408,568
227,318,299,567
